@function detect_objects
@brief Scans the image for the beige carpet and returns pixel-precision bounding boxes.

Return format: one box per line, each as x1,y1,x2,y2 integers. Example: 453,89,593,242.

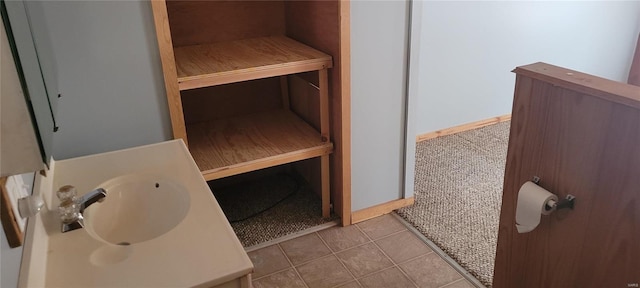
396,121,510,287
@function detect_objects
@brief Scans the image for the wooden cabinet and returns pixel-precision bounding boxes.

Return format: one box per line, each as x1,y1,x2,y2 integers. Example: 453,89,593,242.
150,1,350,222
493,63,640,287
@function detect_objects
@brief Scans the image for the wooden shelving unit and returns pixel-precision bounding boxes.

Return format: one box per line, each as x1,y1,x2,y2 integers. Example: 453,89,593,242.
188,109,333,181
176,36,334,186
151,2,337,218
174,36,332,90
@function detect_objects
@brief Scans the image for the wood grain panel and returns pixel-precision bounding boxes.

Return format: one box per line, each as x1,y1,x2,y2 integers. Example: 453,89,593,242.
0,177,23,247
181,78,282,124
292,158,322,197
173,36,333,90
319,68,330,142
207,165,289,191
629,33,640,86
576,104,640,287
289,74,321,130
166,0,285,47
320,155,330,218
416,114,511,142
285,1,339,57
285,0,350,225
351,197,415,224
514,62,640,109
150,0,187,142
280,76,290,110
186,110,333,181
338,0,351,225
493,63,640,287
289,74,323,206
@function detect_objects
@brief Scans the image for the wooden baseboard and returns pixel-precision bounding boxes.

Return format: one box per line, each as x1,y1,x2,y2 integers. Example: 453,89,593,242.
416,114,511,143
351,197,415,224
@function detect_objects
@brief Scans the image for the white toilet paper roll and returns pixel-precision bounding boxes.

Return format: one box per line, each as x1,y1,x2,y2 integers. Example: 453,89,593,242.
515,181,558,233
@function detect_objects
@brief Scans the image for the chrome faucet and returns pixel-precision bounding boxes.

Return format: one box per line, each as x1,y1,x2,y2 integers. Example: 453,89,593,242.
57,186,107,233
79,188,107,213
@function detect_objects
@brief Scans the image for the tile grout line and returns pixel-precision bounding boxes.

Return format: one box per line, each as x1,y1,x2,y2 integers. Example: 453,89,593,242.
369,227,410,241
390,213,486,288
273,231,370,270
245,220,339,253
248,244,292,281
252,215,467,287
251,266,295,282
388,239,461,288
355,223,420,288
250,244,310,286
345,224,380,287
252,230,343,279
279,243,310,288
315,230,363,288
439,278,470,288
394,254,437,288
393,250,435,265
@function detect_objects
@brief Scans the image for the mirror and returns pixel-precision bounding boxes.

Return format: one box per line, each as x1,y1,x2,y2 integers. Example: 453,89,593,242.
1,0,60,251
2,0,59,166
2,3,62,288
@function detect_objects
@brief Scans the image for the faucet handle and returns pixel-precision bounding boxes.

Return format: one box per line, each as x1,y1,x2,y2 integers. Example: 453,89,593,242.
56,185,82,227
56,185,105,233
58,199,82,224
56,185,77,201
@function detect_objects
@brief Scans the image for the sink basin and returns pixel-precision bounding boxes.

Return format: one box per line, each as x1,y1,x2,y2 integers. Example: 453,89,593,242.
20,140,253,288
83,174,190,245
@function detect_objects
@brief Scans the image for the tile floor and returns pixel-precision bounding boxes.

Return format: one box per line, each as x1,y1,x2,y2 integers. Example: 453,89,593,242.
248,214,475,288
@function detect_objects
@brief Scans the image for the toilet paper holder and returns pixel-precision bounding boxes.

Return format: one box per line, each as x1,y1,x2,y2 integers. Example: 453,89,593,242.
532,176,576,212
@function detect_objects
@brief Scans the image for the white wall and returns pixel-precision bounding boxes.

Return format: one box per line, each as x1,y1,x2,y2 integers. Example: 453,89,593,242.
416,1,640,135
1,229,22,288
35,1,172,159
351,1,410,211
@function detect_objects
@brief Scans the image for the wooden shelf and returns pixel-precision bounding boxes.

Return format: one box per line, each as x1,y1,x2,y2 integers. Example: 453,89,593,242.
187,109,333,181
174,36,333,90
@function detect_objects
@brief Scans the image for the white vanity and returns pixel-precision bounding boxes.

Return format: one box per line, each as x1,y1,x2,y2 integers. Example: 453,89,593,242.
18,140,253,287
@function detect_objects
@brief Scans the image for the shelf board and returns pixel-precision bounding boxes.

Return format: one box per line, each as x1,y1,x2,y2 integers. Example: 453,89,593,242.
187,109,333,181
174,36,333,90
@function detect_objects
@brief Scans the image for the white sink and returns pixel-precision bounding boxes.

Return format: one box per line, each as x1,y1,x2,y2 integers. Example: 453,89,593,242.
19,140,253,288
83,174,190,245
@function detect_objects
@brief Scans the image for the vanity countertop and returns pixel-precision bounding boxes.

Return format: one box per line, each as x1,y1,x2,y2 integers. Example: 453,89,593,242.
19,140,253,287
